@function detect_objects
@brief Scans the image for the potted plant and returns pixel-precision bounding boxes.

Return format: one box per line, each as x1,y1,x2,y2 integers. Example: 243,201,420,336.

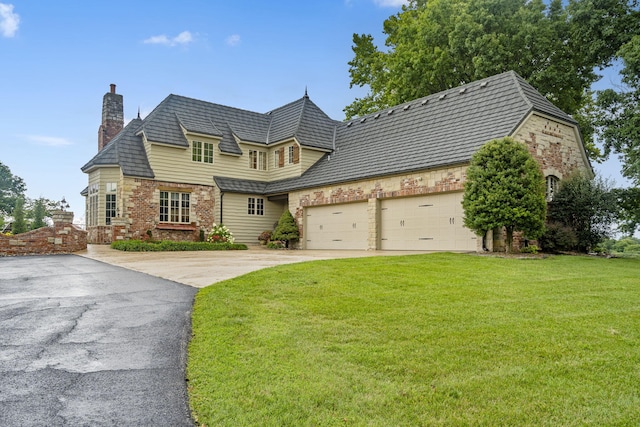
258,230,272,245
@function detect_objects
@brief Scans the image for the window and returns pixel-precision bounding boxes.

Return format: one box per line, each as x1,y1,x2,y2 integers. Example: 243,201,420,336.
546,175,559,201
192,141,213,163
105,182,117,225
249,150,267,170
288,146,295,164
192,141,202,162
88,183,98,226
274,149,281,168
160,191,190,223
105,194,116,225
247,197,264,216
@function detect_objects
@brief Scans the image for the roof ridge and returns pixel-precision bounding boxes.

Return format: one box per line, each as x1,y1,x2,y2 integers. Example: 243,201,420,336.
506,71,534,110
293,96,309,140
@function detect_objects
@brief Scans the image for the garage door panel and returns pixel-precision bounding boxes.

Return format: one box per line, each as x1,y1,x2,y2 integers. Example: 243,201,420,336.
381,193,476,251
306,203,368,250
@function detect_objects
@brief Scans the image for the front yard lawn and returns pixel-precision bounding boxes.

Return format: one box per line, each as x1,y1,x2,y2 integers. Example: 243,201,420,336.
188,253,640,426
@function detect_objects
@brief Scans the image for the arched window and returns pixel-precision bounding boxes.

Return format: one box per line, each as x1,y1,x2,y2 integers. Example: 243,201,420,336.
546,175,559,201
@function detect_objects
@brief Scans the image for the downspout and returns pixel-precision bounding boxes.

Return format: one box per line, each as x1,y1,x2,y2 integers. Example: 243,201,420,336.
220,191,224,224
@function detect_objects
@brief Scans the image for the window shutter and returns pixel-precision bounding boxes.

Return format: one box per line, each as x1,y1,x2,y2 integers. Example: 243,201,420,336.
279,147,285,167
293,145,300,164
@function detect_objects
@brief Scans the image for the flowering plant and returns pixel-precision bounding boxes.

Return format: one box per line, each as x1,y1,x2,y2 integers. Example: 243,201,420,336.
207,223,235,244
258,230,272,242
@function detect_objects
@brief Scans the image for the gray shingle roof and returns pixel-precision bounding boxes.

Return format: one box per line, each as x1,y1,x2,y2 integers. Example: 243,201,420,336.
266,70,582,194
267,96,337,149
214,177,269,194
83,71,587,196
81,118,154,178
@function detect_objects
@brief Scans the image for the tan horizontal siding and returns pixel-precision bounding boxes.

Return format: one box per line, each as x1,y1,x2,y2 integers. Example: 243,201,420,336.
147,143,217,186
221,193,286,244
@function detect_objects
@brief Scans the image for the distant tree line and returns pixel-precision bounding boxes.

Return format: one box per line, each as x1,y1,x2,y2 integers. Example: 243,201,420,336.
0,161,59,234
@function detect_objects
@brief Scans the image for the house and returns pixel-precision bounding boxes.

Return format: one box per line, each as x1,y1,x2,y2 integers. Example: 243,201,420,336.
81,71,592,251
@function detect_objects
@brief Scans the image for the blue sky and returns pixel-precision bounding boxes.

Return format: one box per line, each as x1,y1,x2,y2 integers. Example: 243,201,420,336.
0,0,629,224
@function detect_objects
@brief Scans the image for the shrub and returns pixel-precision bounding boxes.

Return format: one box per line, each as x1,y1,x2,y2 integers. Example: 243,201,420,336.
546,174,617,252
271,210,299,248
267,241,285,249
623,244,640,253
539,222,578,252
111,240,247,251
258,230,272,242
207,223,235,244
519,245,539,254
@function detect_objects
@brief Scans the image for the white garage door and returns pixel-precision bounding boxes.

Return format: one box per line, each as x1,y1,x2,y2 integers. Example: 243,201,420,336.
305,203,368,250
380,193,477,251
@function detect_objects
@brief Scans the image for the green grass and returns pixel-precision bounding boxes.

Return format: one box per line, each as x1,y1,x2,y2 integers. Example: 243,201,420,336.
188,253,640,426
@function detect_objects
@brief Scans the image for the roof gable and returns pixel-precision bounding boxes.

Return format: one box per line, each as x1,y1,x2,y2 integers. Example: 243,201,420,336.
81,118,154,178
267,96,337,149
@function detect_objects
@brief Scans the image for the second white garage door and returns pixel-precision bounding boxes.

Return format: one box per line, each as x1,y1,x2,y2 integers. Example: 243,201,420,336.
305,202,368,250
380,192,477,251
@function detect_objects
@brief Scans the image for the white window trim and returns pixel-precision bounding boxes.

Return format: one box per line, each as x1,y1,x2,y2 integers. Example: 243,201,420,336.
160,191,191,223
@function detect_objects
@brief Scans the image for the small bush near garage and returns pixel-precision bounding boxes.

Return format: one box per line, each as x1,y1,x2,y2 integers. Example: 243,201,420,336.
111,240,247,251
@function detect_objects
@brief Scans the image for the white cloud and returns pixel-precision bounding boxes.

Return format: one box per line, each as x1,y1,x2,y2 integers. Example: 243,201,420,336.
373,0,408,7
22,135,73,147
143,30,194,47
226,34,241,47
0,3,20,38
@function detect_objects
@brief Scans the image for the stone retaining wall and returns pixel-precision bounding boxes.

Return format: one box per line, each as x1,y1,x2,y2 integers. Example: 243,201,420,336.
0,211,87,256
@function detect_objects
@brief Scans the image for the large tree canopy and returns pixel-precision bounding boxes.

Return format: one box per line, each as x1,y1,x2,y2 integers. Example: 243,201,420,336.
462,137,547,252
595,35,640,234
346,0,638,155
0,161,26,216
596,35,640,185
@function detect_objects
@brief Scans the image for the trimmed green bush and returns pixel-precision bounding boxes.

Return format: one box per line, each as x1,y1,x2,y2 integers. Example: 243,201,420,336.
111,240,247,251
271,210,299,248
539,221,578,252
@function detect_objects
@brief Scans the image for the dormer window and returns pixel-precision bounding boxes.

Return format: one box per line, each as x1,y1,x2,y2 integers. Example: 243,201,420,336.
192,141,213,164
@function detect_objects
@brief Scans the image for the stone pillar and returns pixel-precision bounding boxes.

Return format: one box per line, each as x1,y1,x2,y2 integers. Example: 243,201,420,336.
51,210,74,225
367,197,380,250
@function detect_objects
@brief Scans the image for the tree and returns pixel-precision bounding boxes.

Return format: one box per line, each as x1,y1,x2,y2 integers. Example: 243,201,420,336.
11,197,27,235
30,198,48,230
462,137,547,252
271,210,300,248
614,187,640,235
596,35,640,185
544,174,618,252
595,35,640,235
345,0,638,152
0,161,26,216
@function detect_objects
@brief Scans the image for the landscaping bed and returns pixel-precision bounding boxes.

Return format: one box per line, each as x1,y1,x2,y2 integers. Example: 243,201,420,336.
110,240,247,251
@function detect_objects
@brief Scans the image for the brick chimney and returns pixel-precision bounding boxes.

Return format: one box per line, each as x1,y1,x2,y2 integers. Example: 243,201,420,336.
98,84,124,151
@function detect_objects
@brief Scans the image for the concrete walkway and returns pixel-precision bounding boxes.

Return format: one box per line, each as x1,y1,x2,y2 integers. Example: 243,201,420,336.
78,244,427,288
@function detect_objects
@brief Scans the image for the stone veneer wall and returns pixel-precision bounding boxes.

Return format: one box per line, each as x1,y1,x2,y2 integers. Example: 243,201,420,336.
515,113,590,179
288,166,468,250
0,211,87,256
86,178,216,243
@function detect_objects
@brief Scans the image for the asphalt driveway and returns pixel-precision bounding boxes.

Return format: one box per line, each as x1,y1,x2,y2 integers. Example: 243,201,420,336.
0,255,196,426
